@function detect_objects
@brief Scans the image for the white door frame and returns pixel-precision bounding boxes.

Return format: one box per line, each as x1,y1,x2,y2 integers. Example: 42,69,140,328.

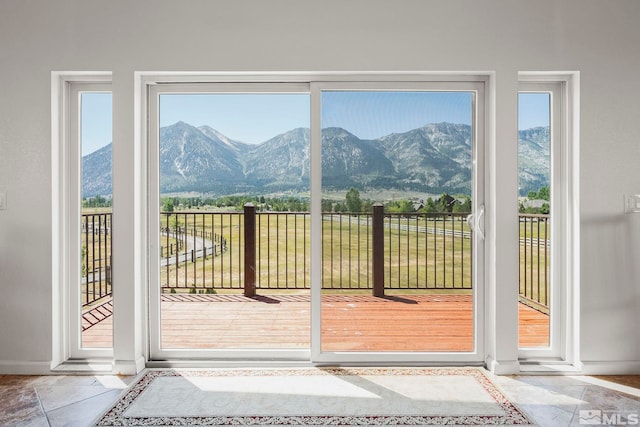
54,76,114,362
518,76,577,363
143,73,488,364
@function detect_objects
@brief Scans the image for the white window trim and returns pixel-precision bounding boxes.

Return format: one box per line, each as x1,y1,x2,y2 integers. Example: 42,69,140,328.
517,72,581,370
51,71,578,373
52,72,113,370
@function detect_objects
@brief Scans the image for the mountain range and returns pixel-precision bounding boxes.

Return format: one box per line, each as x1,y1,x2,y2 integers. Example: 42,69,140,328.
82,121,549,198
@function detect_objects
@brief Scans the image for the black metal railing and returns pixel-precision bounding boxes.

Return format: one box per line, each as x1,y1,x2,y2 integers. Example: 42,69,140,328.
519,213,550,313
321,209,472,292
80,209,550,312
81,213,112,307
256,210,310,291
158,206,473,296
160,211,237,292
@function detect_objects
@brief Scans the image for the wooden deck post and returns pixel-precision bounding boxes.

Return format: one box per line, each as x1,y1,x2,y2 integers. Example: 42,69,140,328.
244,203,256,297
372,203,385,297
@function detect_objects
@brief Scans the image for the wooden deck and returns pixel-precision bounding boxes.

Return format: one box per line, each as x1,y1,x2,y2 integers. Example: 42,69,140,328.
82,293,549,351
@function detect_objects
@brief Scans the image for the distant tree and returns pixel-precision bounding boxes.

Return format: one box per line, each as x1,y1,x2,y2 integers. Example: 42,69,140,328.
82,195,112,208
537,186,550,201
423,197,438,213
521,186,551,214
453,196,471,213
321,199,333,212
461,197,472,212
286,197,308,212
162,199,174,212
345,188,363,213
540,202,550,214
386,199,414,214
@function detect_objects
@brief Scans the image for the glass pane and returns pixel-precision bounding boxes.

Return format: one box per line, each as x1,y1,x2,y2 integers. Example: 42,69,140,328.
80,92,113,349
157,93,311,350
518,92,551,348
320,91,475,352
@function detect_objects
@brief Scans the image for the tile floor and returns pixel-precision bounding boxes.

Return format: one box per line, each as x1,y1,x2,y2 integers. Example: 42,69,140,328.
0,371,639,426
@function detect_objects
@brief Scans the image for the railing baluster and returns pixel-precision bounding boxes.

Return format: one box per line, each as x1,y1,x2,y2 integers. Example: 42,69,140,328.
292,213,296,289
415,215,419,289
517,213,550,313
458,215,462,289
244,203,256,298
91,214,97,303
433,214,437,288
83,215,88,305
79,212,113,307
276,213,280,287
443,214,447,288
536,218,541,305
405,215,409,288
183,213,187,288
372,203,384,297
451,215,455,288
544,216,549,306
366,214,370,289
424,213,429,288
202,213,206,289
349,215,360,288
165,213,169,290
257,213,261,289
529,216,534,301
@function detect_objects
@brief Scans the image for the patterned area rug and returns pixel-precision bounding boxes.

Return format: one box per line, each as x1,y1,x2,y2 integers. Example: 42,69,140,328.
94,367,533,426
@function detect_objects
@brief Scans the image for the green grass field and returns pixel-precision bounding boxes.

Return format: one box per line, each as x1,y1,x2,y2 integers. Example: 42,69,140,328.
158,212,475,293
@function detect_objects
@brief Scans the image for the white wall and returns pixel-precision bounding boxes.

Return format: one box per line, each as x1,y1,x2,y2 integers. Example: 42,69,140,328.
1,0,639,373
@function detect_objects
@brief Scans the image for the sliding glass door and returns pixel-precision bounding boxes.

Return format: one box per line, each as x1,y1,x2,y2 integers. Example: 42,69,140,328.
147,78,485,363
148,84,312,359
310,82,485,362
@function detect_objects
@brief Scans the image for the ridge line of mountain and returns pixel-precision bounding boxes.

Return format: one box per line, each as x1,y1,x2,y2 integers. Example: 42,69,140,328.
82,121,550,198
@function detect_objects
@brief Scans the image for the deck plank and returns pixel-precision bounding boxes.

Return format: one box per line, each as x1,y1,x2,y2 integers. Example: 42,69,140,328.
81,294,550,351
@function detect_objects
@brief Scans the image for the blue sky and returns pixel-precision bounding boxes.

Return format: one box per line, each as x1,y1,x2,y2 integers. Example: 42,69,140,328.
81,93,112,155
321,91,473,139
518,93,550,130
160,94,310,144
81,91,550,154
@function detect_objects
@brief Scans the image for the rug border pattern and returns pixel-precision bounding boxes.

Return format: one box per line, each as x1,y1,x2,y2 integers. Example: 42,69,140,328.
95,367,532,426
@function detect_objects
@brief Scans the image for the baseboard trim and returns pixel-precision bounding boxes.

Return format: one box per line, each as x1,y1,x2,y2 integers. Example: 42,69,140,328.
0,360,53,375
580,360,640,375
4,358,637,376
